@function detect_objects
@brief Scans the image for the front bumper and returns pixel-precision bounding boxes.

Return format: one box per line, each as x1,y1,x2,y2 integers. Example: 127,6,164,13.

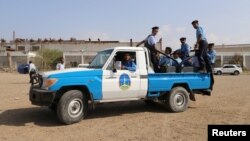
29,88,55,106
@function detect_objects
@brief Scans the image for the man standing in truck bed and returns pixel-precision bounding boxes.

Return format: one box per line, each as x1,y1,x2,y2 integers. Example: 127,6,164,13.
136,26,160,72
192,20,212,72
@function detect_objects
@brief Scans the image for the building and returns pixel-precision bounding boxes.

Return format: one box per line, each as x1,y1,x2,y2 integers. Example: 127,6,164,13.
0,38,162,69
1,38,250,70
214,44,250,69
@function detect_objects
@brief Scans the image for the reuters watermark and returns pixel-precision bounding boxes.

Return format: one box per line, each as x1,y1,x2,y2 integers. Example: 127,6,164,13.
208,125,249,141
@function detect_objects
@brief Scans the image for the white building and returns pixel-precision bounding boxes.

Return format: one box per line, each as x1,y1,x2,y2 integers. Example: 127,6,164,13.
0,39,162,69
215,44,250,69
1,39,250,70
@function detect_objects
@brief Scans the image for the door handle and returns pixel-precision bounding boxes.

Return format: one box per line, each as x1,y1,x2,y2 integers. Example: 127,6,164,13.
105,76,117,79
131,75,137,78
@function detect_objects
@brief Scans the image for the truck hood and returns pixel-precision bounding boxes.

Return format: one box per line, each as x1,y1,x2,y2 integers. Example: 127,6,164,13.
41,68,102,78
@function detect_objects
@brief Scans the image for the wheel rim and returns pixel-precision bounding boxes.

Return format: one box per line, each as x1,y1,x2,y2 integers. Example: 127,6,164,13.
174,93,185,107
235,71,239,75
68,98,83,118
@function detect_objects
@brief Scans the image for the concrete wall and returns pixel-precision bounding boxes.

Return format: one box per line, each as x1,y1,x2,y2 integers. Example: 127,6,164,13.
1,41,162,69
64,55,82,67
12,56,27,68
2,41,162,52
0,51,28,69
246,56,250,69
215,45,250,69
1,42,250,70
0,56,8,67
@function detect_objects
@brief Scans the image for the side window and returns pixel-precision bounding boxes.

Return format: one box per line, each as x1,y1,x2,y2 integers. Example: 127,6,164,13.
107,51,137,71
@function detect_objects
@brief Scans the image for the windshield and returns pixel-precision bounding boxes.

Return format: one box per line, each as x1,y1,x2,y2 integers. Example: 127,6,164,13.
89,49,113,68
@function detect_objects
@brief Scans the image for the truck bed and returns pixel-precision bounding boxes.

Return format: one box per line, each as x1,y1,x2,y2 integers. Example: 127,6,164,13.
148,72,211,93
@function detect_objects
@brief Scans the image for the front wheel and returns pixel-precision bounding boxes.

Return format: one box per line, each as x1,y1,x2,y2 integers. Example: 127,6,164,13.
57,90,88,124
164,87,189,112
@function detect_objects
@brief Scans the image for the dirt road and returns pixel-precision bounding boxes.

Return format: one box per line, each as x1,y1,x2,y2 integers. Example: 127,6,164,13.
0,72,249,141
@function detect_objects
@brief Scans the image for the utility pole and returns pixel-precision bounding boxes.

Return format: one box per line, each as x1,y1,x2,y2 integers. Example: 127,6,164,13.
13,31,16,41
7,52,12,71
13,31,17,51
80,49,85,64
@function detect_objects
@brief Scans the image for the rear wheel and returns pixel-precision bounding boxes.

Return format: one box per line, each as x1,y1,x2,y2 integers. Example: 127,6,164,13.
164,87,189,112
234,71,239,75
57,90,88,124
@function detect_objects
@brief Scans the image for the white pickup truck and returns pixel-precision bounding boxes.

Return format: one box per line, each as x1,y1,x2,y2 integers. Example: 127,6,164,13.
29,46,213,124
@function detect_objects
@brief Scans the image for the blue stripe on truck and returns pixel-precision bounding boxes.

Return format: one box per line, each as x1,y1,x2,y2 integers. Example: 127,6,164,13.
48,70,103,100
147,73,211,92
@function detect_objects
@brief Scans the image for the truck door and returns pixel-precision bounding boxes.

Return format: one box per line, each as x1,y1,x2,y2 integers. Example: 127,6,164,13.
102,51,141,100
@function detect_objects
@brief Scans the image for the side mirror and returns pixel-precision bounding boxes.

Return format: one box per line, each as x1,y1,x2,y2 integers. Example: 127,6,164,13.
112,68,117,73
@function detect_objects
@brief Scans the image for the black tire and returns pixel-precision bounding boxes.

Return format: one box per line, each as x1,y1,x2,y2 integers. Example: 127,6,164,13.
217,71,222,75
57,90,88,125
234,71,239,75
48,103,57,112
164,87,189,112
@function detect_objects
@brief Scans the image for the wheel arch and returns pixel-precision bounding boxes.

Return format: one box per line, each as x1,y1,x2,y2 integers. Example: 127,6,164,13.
171,83,191,93
56,85,92,102
217,70,222,74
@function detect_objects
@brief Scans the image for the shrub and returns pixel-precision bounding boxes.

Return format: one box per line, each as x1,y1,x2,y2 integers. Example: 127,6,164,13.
34,48,63,70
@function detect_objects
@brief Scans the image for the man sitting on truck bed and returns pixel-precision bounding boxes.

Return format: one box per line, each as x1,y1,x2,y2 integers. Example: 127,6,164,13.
159,47,172,72
172,51,182,67
122,53,136,71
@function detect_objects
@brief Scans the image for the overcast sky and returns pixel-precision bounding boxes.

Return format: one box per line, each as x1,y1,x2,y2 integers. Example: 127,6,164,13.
0,0,250,49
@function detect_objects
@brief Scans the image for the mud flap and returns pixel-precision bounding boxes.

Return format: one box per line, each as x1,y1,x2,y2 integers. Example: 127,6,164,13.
210,72,214,90
189,92,196,101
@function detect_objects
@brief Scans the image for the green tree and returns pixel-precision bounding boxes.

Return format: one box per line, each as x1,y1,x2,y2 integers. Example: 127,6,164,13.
34,48,63,70
228,54,243,67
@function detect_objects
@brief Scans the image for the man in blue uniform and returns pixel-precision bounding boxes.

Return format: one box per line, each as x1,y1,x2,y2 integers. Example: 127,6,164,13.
179,37,190,61
122,53,136,71
207,43,217,68
192,20,212,72
171,50,182,67
158,47,172,72
136,26,160,72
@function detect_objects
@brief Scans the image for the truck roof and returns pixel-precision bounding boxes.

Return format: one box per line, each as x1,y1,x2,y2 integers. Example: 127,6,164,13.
103,46,146,51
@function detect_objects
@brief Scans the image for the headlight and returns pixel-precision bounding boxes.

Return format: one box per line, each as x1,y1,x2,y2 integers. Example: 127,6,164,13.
44,78,57,88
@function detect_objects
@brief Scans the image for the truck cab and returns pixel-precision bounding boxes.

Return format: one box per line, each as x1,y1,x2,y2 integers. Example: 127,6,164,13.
30,46,213,124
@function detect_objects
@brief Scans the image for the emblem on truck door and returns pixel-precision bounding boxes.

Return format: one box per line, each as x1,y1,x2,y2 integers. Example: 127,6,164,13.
119,73,131,90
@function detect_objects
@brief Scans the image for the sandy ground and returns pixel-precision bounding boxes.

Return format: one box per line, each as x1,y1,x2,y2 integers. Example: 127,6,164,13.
0,72,249,141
